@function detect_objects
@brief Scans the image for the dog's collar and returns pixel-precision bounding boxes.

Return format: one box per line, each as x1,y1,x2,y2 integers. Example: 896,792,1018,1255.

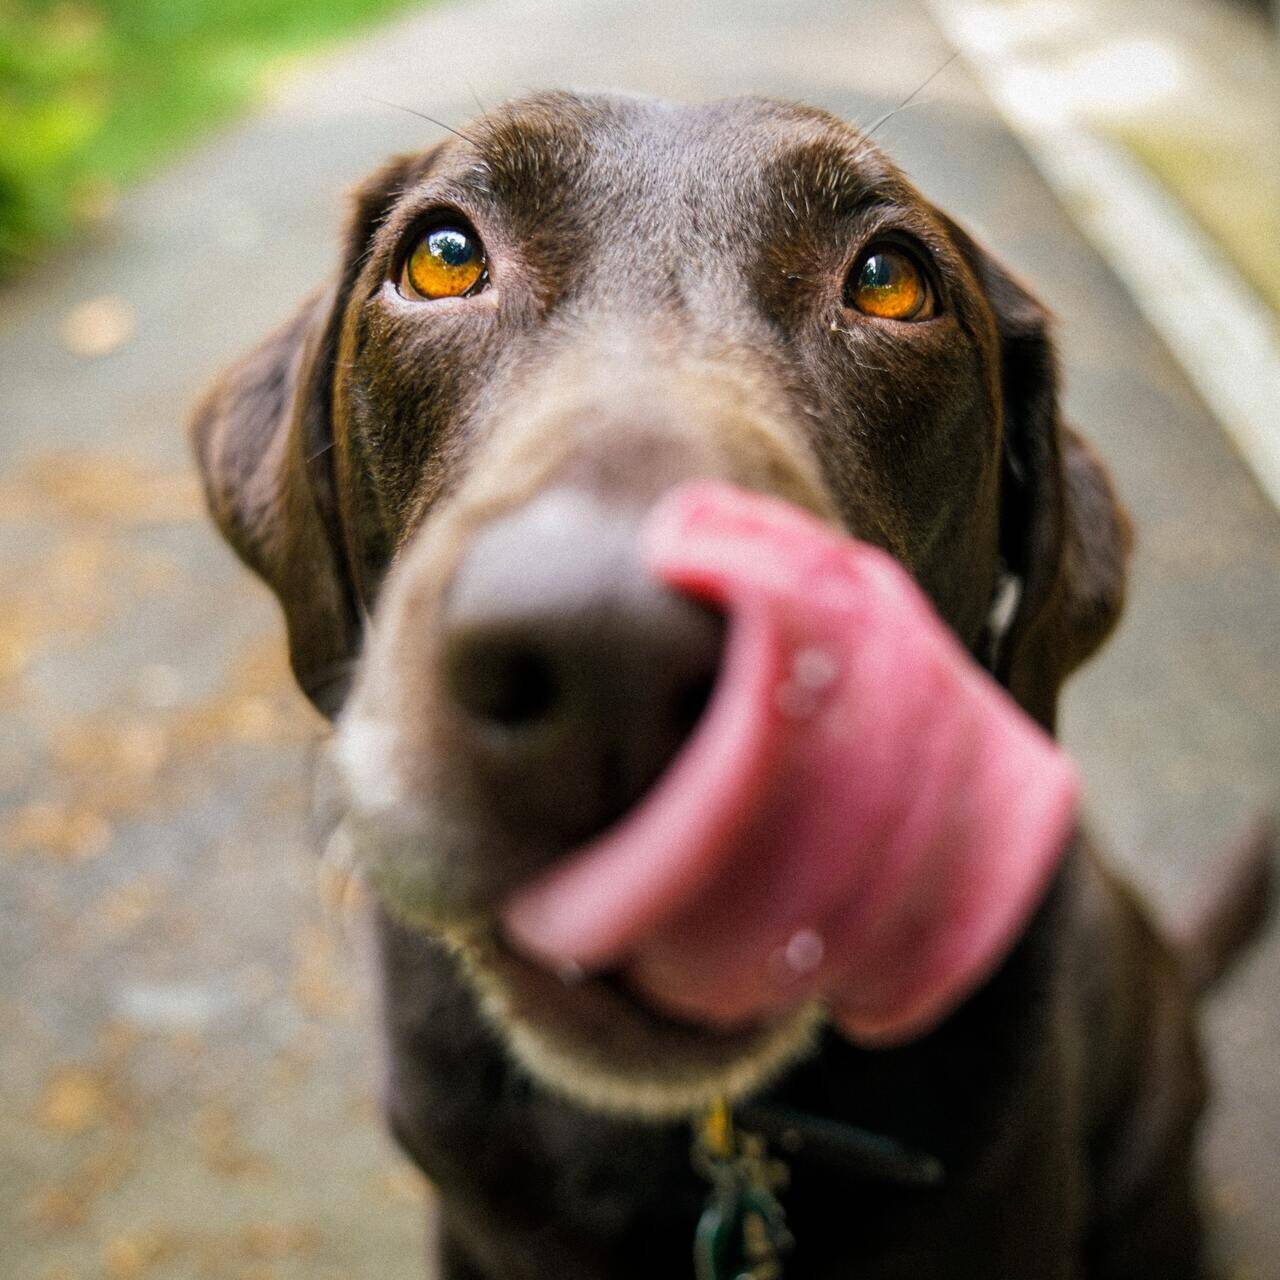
735,1100,945,1188
691,1099,943,1278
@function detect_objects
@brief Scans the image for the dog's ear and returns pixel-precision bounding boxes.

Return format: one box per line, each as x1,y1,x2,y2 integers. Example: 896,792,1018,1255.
958,229,1132,732
190,152,427,717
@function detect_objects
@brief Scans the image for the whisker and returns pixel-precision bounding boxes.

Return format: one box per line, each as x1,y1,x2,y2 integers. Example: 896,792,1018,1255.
465,80,490,119
858,50,960,144
364,95,482,146
857,97,932,146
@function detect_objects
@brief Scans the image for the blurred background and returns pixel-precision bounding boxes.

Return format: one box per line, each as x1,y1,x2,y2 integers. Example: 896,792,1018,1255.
1,1,1277,1277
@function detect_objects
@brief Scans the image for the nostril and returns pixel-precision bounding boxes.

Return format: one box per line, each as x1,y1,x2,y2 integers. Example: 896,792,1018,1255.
435,489,730,849
674,670,717,739
445,634,561,731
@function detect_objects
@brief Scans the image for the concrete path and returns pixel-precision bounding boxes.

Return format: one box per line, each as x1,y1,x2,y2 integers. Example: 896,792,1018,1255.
2,0,1276,1276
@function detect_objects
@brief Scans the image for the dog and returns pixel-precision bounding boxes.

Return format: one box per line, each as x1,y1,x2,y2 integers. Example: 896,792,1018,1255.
191,92,1271,1279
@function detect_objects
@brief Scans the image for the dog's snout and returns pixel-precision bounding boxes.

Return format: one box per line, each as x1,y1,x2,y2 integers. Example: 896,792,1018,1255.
439,489,724,846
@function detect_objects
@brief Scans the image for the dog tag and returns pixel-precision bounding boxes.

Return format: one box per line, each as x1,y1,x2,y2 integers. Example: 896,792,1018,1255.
693,1099,793,1280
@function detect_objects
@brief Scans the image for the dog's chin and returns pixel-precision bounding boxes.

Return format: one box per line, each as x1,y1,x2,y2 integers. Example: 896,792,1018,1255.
339,806,824,1117
429,920,824,1121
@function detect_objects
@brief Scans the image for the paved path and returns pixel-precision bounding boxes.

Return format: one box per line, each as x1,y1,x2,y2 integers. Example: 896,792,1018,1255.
2,0,1276,1276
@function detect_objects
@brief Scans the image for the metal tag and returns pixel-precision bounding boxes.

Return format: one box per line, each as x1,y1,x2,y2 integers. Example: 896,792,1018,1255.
693,1100,793,1280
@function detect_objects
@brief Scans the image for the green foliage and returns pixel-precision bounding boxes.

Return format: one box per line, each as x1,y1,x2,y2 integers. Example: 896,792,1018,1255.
0,0,421,276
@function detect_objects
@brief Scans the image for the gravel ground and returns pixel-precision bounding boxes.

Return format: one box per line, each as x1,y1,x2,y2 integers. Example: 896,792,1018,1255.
1,0,1276,1276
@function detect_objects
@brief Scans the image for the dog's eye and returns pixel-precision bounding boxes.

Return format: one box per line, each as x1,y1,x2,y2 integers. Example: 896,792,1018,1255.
400,226,487,300
845,246,932,321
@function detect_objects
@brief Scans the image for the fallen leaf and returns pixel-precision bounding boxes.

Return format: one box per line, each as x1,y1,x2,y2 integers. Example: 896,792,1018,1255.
0,615,33,681
52,720,171,820
104,1230,172,1278
240,1221,321,1260
24,1145,138,1233
34,1067,110,1135
61,296,135,359
24,1183,90,1231
197,1105,273,1180
22,453,202,526
5,801,113,861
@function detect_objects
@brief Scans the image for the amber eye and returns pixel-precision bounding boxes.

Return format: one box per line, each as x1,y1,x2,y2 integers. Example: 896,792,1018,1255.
845,246,932,321
400,225,486,300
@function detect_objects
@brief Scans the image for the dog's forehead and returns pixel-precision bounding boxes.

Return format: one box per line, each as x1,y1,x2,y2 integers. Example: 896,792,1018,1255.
436,91,906,216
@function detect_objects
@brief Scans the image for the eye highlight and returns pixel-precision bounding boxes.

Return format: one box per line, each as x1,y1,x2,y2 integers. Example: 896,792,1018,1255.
400,225,487,300
845,245,933,321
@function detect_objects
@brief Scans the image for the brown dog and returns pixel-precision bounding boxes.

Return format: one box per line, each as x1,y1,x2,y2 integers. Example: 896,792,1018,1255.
192,92,1268,1279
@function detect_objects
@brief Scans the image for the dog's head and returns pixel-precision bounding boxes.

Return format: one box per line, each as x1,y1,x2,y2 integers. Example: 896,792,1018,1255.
192,92,1129,1116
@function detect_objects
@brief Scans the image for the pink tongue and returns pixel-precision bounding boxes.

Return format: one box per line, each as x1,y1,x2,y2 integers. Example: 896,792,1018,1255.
502,482,1078,1046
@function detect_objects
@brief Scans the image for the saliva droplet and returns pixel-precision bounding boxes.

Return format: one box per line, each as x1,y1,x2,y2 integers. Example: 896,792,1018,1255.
774,645,840,719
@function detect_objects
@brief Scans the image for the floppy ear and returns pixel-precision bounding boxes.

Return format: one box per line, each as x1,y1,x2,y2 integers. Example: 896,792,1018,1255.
190,153,427,717
970,243,1133,733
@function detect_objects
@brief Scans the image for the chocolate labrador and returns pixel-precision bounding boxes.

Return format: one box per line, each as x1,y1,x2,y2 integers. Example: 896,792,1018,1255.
191,92,1270,1279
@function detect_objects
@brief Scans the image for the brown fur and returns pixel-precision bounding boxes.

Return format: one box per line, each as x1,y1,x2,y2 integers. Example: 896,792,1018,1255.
192,92,1268,1278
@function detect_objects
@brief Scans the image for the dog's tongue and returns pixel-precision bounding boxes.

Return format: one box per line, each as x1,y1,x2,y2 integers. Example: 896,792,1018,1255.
502,483,1078,1046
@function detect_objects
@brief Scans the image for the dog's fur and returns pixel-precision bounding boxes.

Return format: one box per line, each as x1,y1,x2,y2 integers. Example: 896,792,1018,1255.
192,93,1268,1279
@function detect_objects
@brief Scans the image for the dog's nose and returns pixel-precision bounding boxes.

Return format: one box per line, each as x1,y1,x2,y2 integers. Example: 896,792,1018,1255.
439,489,725,848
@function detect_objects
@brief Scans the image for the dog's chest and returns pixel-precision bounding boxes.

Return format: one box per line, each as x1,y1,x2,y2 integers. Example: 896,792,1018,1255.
375,921,1079,1280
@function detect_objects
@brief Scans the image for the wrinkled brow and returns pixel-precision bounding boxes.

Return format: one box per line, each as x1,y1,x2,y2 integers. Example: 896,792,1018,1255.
468,110,589,198
764,135,904,223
